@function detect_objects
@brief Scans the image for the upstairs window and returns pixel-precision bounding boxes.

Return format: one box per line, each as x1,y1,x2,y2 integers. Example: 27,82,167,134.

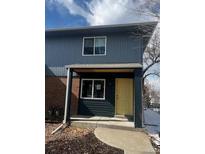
83,36,106,56
83,38,94,55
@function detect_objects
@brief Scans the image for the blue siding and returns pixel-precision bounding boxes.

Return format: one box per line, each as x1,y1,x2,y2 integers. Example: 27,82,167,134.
45,65,78,77
45,32,143,76
78,78,115,117
45,66,67,76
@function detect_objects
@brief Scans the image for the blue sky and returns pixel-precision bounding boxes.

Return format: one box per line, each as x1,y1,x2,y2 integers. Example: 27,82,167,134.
46,0,89,28
45,0,159,29
46,6,88,28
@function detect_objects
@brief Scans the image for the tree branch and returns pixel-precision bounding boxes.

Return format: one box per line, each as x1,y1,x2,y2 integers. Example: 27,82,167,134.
143,72,160,80
143,61,157,75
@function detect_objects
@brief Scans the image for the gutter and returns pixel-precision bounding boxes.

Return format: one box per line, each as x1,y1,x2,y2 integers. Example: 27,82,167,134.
51,68,71,135
51,123,64,135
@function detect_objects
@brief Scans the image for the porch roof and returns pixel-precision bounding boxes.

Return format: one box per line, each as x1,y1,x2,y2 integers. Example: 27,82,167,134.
65,63,142,69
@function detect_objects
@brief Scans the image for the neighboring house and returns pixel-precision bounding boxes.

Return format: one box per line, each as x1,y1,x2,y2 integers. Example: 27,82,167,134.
45,22,157,128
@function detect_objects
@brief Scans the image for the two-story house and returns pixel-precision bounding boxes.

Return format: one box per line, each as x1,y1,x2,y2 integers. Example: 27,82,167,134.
45,21,157,128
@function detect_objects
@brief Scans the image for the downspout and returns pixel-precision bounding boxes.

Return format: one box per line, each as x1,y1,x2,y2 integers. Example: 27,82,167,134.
51,68,70,135
63,67,71,124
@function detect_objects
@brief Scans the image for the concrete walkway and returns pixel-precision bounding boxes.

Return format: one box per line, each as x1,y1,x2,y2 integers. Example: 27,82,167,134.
94,127,155,154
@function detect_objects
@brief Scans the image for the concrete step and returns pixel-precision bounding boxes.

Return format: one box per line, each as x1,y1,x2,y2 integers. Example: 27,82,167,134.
71,120,145,132
71,115,130,121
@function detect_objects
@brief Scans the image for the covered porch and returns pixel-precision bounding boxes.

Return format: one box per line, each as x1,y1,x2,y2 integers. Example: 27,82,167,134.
64,63,143,128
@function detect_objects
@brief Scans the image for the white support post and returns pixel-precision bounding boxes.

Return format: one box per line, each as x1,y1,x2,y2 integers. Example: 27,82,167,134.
63,68,70,124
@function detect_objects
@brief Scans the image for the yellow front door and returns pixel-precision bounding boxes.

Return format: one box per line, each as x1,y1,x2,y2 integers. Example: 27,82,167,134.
115,78,133,116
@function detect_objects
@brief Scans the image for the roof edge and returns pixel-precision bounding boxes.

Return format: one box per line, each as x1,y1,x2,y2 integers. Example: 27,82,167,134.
46,21,158,32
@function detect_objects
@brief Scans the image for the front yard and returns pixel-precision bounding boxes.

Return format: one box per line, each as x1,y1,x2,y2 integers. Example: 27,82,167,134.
45,123,124,154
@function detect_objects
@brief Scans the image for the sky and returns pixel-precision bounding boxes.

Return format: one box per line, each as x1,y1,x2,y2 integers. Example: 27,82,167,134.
45,0,159,29
45,0,160,90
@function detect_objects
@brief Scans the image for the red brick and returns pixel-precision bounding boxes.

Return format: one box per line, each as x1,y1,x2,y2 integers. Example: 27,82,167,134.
45,77,80,116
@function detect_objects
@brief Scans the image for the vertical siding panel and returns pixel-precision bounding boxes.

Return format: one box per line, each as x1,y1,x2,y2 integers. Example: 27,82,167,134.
46,33,142,64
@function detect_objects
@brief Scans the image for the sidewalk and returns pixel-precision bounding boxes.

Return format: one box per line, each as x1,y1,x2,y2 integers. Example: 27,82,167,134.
94,127,155,154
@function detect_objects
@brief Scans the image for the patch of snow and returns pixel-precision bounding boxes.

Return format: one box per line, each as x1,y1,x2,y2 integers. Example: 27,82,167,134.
152,108,160,113
143,108,160,149
144,108,160,134
150,134,160,146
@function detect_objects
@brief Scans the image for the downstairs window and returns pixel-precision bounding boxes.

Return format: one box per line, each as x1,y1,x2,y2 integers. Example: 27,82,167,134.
80,79,105,100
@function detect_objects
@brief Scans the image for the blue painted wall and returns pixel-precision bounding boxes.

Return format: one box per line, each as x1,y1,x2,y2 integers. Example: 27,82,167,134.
46,31,143,76
78,78,115,117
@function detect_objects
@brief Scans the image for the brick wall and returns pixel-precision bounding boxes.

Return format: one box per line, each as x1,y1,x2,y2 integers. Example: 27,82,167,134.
45,77,80,117
70,78,80,115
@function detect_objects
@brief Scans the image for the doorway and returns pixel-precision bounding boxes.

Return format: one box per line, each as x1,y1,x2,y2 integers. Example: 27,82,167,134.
115,78,134,116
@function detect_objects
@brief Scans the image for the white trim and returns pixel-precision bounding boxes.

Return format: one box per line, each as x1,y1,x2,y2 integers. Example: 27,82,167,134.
66,63,142,69
82,36,107,56
91,79,94,99
80,79,106,100
63,68,70,123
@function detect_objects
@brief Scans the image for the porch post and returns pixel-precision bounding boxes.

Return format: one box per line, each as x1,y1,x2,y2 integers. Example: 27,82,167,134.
134,68,143,128
63,67,73,124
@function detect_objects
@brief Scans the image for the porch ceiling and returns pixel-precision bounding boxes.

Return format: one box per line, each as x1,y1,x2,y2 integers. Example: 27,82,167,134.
65,63,142,73
73,68,135,73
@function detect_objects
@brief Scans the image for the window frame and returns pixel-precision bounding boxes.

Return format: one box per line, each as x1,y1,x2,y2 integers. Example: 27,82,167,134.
82,36,107,56
80,79,106,100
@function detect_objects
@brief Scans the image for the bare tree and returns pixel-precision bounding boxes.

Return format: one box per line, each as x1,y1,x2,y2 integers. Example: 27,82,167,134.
129,0,160,82
150,88,160,104
133,0,160,107
134,0,160,19
142,26,160,107
143,26,160,83
144,79,160,108
143,83,152,108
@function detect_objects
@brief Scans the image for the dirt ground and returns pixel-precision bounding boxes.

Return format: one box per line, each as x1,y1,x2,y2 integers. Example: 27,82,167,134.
45,123,124,154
